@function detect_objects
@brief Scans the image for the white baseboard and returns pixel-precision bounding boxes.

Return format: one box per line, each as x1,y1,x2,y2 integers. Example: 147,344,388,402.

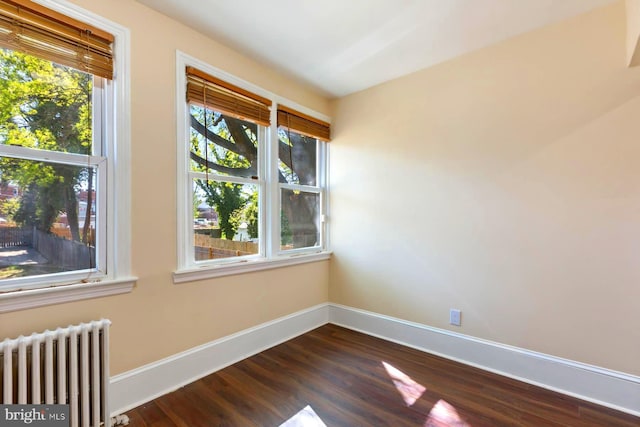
109,302,640,418
109,303,329,415
328,303,640,417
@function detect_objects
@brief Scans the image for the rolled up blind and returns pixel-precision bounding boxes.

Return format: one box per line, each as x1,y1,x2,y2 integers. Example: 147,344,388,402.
277,105,330,142
186,66,272,127
0,0,114,79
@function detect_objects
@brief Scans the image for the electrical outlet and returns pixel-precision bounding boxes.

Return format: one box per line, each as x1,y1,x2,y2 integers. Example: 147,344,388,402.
449,309,461,326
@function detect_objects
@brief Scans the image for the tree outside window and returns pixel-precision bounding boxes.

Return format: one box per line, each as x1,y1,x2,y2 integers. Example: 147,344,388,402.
0,48,101,279
178,60,329,274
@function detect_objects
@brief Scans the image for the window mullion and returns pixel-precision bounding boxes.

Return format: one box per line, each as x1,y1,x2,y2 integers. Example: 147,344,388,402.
0,145,103,166
266,106,280,258
279,183,321,193
318,141,329,251
188,171,257,187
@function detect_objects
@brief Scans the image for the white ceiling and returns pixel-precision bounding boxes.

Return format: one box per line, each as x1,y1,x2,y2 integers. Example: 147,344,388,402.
137,0,617,98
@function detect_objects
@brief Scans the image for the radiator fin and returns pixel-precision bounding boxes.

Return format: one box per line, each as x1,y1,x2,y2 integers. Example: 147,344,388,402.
0,319,111,427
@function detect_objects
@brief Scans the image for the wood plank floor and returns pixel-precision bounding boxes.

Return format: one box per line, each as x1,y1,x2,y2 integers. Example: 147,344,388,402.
125,324,639,426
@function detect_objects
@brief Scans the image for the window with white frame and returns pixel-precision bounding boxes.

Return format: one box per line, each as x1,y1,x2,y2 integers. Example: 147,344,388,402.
277,107,329,252
0,0,132,298
176,58,330,280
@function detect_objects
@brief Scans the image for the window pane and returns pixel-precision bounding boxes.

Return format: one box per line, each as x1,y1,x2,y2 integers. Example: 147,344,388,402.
189,106,258,179
0,157,97,279
281,189,320,250
278,128,317,186
193,179,259,261
0,48,94,155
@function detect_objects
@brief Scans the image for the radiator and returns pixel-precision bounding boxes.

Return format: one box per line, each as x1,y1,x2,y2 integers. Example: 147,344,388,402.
1,319,113,427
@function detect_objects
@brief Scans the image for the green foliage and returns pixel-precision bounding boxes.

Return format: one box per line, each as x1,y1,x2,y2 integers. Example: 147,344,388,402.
191,108,258,240
192,191,201,220
198,180,246,240
0,48,92,238
228,190,258,240
0,196,19,219
14,182,62,230
189,92,320,251
245,190,258,239
281,210,292,246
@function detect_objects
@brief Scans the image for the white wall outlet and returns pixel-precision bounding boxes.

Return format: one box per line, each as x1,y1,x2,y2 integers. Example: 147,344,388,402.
450,309,462,326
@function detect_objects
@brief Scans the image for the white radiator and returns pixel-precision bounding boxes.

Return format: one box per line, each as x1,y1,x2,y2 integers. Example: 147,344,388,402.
1,319,113,427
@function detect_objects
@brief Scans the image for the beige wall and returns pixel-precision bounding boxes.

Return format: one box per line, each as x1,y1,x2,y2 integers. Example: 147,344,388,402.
0,0,330,375
330,1,640,376
2,0,638,383
627,0,640,65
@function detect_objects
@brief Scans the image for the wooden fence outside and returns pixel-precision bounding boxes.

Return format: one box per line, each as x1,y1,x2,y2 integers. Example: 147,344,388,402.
50,226,96,246
194,234,258,260
0,227,33,248
33,230,94,270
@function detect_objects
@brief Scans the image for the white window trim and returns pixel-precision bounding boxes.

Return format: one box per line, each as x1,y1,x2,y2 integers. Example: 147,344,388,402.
175,51,331,283
0,0,136,313
173,251,331,283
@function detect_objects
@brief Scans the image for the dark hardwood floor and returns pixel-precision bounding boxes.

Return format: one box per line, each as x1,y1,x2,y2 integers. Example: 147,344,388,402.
125,324,639,426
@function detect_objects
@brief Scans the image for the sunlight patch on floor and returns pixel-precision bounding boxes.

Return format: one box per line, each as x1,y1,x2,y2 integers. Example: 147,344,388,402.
424,399,471,427
382,361,427,406
279,405,327,427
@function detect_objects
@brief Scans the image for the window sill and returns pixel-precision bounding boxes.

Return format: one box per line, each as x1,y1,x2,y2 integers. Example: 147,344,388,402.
173,251,331,284
0,277,137,314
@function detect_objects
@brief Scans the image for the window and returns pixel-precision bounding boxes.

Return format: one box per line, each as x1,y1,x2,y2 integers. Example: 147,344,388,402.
277,107,329,252
0,0,133,305
176,55,330,281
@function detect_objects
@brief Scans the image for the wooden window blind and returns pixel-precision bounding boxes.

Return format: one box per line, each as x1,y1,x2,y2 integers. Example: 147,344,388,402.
0,0,114,79
277,105,330,142
186,66,272,127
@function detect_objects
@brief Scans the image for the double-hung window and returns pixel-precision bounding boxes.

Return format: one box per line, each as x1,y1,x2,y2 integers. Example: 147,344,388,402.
277,107,329,252
176,54,330,281
0,0,132,304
